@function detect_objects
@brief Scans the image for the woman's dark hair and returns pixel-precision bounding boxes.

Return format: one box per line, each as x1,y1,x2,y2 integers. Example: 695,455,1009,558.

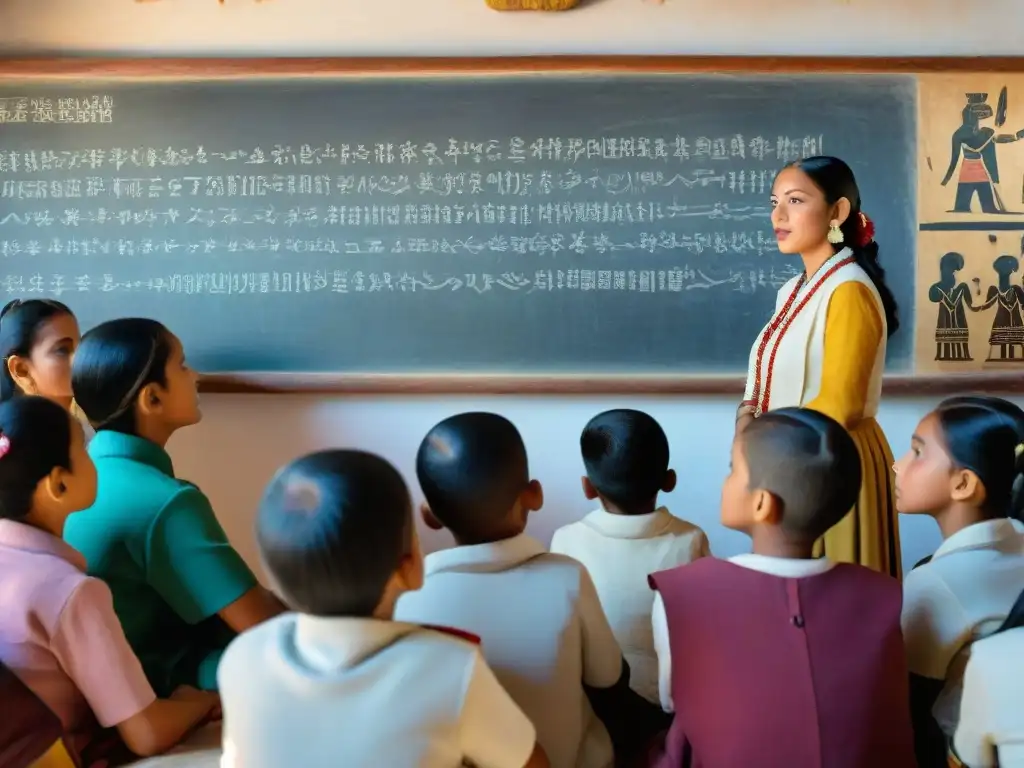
0,396,73,521
257,450,413,617
933,395,1024,521
0,299,74,402
788,156,900,337
71,318,173,435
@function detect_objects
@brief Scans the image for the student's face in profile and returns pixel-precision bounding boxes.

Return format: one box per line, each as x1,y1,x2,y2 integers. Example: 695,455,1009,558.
770,167,844,256
720,437,757,532
33,416,97,536
150,333,202,430
893,413,963,516
8,312,80,405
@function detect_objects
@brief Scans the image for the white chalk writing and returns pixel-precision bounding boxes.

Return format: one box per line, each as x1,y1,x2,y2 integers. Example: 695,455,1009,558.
0,97,114,125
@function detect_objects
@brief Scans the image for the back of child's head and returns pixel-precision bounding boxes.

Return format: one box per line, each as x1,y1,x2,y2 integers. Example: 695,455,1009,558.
0,396,75,521
741,407,861,541
72,317,174,434
416,412,529,541
581,409,669,514
257,449,414,617
931,395,1024,520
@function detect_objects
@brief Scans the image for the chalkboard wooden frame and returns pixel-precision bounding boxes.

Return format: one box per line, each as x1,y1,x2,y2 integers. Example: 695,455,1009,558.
2,56,1023,397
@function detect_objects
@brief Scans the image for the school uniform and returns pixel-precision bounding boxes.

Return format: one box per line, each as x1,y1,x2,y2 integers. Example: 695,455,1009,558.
395,533,624,768
953,627,1024,767
550,507,708,704
903,518,1024,740
63,431,258,696
217,613,537,768
0,520,156,755
649,555,914,768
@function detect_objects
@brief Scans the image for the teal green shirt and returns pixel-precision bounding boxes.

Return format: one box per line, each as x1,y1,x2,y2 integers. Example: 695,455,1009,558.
64,431,257,696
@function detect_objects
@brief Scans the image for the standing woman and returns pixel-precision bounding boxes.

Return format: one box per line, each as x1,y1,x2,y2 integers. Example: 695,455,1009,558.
737,156,902,577
0,299,93,440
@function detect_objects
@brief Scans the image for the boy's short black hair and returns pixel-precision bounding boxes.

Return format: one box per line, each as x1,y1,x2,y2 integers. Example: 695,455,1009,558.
416,412,528,541
257,449,413,617
581,409,670,514
740,407,860,541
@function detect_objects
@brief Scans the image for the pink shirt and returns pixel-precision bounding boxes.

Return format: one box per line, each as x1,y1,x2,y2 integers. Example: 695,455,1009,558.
0,519,156,741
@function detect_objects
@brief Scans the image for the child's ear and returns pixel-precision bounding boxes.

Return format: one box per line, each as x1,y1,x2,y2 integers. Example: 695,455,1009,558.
420,503,443,531
522,479,544,512
581,476,599,501
951,468,984,505
40,467,68,504
662,469,677,493
751,489,780,525
136,382,162,417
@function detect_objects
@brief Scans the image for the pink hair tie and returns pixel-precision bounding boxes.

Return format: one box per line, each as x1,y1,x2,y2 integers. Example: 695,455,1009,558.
0,435,9,459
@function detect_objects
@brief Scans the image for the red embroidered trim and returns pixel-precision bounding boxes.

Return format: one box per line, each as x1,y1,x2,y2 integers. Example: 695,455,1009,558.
421,624,481,645
751,257,856,415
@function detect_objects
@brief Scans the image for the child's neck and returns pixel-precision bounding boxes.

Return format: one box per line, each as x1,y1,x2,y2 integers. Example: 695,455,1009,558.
23,510,62,539
453,528,524,547
934,503,991,541
599,497,657,516
749,528,815,559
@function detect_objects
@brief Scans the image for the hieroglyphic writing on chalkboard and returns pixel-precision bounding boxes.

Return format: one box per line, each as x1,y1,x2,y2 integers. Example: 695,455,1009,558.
0,171,779,199
0,230,780,259
2,264,800,298
0,97,114,125
0,134,823,170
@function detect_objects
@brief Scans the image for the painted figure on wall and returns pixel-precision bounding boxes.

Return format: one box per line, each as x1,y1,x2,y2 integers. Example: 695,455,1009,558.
940,89,1024,213
928,251,976,361
977,254,1024,362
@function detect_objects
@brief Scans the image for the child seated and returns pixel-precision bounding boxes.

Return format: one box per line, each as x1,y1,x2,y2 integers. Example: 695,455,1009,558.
0,396,218,763
64,318,282,696
217,449,547,768
894,395,1024,767
649,407,914,768
953,586,1024,768
396,412,629,768
551,409,709,708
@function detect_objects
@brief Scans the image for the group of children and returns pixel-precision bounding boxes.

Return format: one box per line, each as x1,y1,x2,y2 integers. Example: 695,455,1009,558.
1,297,1023,768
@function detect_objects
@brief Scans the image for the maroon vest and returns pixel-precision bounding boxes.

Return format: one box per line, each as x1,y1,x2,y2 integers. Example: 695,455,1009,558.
648,558,915,768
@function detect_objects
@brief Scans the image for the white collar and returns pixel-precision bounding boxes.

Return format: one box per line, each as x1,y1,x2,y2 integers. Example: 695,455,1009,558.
423,532,547,576
933,518,1023,560
580,506,676,539
728,553,834,578
291,615,420,671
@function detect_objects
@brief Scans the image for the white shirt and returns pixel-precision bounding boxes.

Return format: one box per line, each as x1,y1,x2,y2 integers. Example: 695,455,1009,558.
395,533,623,768
550,507,709,704
651,554,834,712
902,518,1024,736
217,613,536,768
955,626,1024,767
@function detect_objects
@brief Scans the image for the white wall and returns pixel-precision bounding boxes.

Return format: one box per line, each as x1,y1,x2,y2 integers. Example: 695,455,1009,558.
3,0,1019,579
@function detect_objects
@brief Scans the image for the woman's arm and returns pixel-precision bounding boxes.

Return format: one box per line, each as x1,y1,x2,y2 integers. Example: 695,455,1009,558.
805,282,883,429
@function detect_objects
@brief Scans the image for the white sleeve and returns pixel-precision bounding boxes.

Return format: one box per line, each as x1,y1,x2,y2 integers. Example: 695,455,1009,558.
651,592,674,713
953,648,997,768
690,530,711,561
459,652,537,768
901,568,971,680
578,566,624,688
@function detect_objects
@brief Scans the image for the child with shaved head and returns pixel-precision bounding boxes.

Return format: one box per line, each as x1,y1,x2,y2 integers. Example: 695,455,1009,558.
649,407,915,768
217,449,547,768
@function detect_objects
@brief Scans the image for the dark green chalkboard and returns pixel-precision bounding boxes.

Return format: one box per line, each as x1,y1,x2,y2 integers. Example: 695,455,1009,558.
0,71,916,374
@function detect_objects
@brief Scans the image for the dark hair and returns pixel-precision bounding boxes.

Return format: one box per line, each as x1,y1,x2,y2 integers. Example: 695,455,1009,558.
0,396,74,521
416,412,529,542
788,156,900,337
741,407,861,541
257,450,413,617
932,395,1024,521
71,318,173,434
0,299,74,402
581,409,670,515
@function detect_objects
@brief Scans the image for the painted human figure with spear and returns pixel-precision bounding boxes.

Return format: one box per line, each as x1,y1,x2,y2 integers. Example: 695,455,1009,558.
941,87,1024,213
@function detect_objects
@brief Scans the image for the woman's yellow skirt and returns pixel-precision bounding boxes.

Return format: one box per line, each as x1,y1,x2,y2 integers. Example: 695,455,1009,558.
813,417,902,579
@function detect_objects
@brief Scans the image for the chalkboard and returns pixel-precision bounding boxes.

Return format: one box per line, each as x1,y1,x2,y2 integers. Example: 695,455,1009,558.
0,69,916,375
